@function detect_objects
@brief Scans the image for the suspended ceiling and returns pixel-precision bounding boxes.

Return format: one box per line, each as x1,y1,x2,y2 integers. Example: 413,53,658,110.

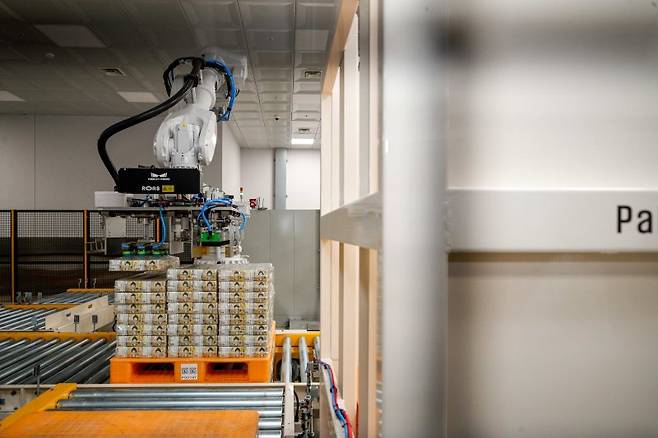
0,0,338,149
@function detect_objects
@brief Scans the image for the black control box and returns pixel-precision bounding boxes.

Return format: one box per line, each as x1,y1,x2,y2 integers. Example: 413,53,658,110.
117,168,201,194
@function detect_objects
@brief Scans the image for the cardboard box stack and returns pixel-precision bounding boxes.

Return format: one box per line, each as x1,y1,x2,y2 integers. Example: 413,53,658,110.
216,263,274,358
114,273,168,358
166,267,220,358
113,263,275,360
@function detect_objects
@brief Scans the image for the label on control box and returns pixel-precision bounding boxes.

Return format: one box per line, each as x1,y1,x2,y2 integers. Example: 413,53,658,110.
180,363,198,381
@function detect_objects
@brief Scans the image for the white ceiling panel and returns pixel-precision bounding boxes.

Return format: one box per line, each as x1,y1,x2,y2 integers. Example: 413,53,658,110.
296,2,337,30
292,110,320,121
234,111,262,120
71,0,132,23
235,90,258,103
295,51,325,67
235,118,264,127
254,51,292,68
247,30,292,51
1,0,82,24
234,102,260,112
292,93,320,111
295,29,328,51
122,0,189,28
294,81,321,93
180,0,240,27
260,92,290,103
194,29,242,50
257,81,292,92
255,68,292,81
239,1,292,30
261,102,289,112
264,118,289,127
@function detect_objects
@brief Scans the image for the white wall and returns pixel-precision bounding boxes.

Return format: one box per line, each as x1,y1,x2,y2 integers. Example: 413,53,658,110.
240,148,274,209
287,149,321,209
0,114,224,209
240,148,320,210
0,115,35,209
219,126,241,196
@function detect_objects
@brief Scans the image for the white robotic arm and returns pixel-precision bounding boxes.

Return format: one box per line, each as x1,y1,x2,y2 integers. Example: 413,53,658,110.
153,68,220,168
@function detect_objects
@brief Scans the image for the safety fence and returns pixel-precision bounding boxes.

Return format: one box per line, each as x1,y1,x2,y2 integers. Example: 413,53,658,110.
0,210,191,303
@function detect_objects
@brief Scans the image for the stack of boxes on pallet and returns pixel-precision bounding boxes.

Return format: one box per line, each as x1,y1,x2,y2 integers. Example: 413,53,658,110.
217,263,274,357
113,263,275,359
114,273,168,358
167,267,220,358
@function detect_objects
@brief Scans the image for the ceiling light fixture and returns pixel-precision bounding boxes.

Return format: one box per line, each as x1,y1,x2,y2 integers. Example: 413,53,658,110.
291,138,314,145
304,70,322,79
117,91,159,103
0,90,24,102
100,67,126,77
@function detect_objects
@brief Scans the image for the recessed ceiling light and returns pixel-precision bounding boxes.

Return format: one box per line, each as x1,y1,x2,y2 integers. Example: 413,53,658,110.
100,67,126,77
117,91,159,103
297,128,311,134
0,90,24,102
35,25,105,48
304,70,322,80
291,138,314,145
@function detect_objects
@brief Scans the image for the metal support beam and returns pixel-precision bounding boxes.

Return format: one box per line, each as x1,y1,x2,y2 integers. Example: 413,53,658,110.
274,148,287,210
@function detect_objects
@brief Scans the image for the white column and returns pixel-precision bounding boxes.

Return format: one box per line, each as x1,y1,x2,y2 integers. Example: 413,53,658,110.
382,0,446,436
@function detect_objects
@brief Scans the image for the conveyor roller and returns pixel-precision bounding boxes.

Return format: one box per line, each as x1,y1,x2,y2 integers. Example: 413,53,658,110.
54,386,284,437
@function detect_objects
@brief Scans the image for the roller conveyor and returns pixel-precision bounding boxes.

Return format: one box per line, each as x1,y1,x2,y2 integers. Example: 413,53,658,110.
37,292,114,305
53,386,285,436
0,338,114,384
0,308,59,331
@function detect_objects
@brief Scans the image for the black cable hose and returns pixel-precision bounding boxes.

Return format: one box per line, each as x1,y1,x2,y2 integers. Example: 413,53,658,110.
97,58,203,189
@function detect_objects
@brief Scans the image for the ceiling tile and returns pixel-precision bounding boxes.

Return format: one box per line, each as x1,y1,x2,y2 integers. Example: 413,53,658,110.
255,68,292,81
292,93,320,111
194,29,242,50
294,81,321,93
292,110,320,121
257,81,291,92
260,92,289,103
0,19,52,44
254,51,292,68
122,0,189,28
180,0,240,27
0,0,84,24
234,111,261,120
247,30,292,51
234,102,260,112
295,29,328,51
261,102,289,112
236,118,265,127
262,112,288,123
240,1,292,30
296,3,337,30
295,51,326,67
264,118,289,127
235,90,258,103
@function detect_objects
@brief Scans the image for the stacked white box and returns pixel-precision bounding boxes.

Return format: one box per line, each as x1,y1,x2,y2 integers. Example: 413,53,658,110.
166,267,220,358
114,273,168,358
216,263,274,357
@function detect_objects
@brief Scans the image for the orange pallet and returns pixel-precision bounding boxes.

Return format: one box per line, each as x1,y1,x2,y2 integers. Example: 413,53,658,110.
110,324,275,384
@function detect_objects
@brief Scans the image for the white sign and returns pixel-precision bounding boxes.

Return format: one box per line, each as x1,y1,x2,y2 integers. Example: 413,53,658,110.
180,363,198,381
